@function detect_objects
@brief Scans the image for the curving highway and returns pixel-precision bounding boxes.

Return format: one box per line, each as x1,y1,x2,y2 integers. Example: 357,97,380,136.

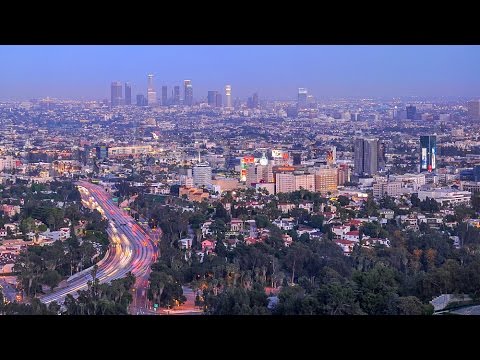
40,180,156,307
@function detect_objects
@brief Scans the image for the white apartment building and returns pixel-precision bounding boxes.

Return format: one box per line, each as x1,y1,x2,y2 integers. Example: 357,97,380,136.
373,181,403,197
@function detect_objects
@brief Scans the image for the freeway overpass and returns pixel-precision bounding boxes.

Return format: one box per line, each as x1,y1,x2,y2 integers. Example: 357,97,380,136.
40,180,157,308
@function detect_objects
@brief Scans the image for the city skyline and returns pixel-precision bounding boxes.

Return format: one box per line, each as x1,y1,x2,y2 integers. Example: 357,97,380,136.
1,45,480,101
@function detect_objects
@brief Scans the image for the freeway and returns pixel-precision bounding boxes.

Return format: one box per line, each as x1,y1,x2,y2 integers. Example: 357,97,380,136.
40,180,157,308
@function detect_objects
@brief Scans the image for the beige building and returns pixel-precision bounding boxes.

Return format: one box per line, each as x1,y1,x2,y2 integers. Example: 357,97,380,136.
295,173,315,192
247,164,273,187
211,177,240,192
315,168,338,194
461,181,480,193
373,181,403,197
276,172,295,194
275,172,315,194
337,164,350,186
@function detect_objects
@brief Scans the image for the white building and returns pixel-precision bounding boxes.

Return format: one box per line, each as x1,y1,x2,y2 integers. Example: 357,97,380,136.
417,188,471,207
373,181,403,197
272,217,295,231
392,173,426,189
193,162,212,187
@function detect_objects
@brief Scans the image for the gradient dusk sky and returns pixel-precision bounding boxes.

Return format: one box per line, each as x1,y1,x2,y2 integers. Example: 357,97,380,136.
0,45,479,101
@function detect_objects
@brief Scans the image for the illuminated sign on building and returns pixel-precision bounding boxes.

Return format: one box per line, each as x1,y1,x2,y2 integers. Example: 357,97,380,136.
431,147,436,170
274,166,295,172
420,135,436,173
421,148,427,169
242,155,255,164
272,149,283,158
240,155,255,181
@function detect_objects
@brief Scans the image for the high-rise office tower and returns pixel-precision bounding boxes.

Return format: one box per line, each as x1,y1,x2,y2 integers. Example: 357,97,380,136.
136,94,147,106
96,145,108,160
363,139,379,175
467,100,480,120
378,142,386,171
292,152,302,166
225,85,232,108
215,93,222,107
420,135,437,172
173,86,180,105
110,81,122,107
354,138,380,176
184,80,193,106
162,86,168,106
208,91,217,106
406,105,417,120
193,162,212,187
147,74,157,106
297,88,308,109
354,138,365,175
307,95,315,107
252,93,259,109
124,82,131,105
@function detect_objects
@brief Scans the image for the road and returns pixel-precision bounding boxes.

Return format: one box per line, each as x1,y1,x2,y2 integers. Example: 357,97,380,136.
40,180,156,310
130,226,161,314
450,305,480,315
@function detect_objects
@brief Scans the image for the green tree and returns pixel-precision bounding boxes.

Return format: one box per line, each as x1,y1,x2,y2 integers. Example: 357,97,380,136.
352,264,399,315
309,214,324,229
255,214,271,229
338,195,350,207
394,296,433,315
42,269,62,292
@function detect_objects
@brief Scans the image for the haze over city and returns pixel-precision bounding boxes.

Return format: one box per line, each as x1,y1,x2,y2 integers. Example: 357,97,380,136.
1,45,479,101
3,45,480,316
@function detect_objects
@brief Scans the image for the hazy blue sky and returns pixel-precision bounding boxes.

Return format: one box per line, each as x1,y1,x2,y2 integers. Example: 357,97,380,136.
0,45,479,101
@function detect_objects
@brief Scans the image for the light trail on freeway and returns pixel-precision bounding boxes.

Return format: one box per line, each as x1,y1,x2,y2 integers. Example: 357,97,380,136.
40,180,157,310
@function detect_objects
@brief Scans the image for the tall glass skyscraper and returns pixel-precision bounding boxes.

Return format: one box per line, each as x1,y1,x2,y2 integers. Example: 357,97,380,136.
147,74,156,106
162,86,168,106
208,91,217,106
297,88,308,109
420,135,436,172
173,86,180,105
215,93,222,107
110,81,122,107
354,138,380,176
225,85,232,108
124,82,131,105
184,80,193,106
406,105,417,120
